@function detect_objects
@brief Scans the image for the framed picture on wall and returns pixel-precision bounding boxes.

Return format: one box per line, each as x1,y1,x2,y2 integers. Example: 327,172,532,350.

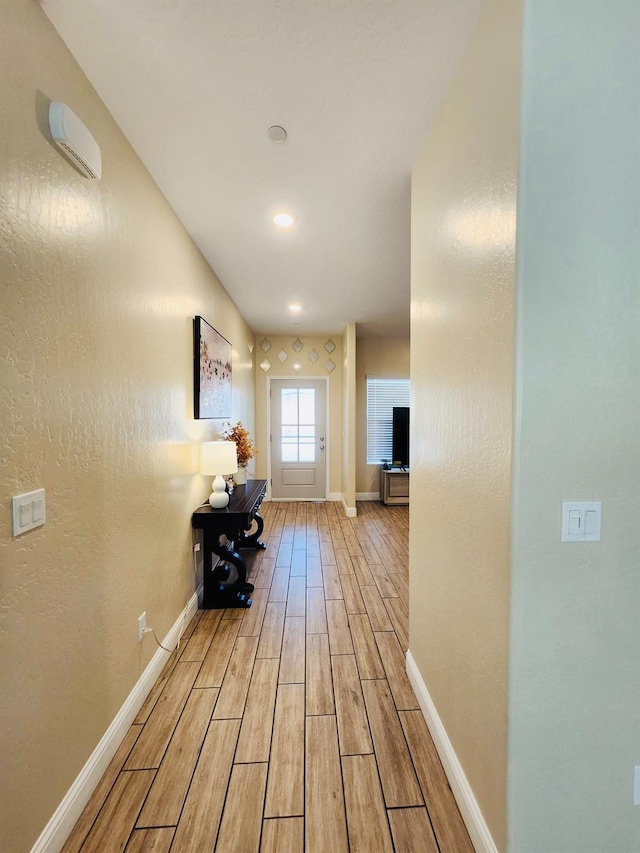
194,316,232,419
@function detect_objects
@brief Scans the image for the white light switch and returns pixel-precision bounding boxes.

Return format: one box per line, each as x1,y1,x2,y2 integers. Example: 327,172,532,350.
568,510,582,536
32,498,44,522
561,501,601,542
12,489,46,536
19,502,32,527
585,510,600,535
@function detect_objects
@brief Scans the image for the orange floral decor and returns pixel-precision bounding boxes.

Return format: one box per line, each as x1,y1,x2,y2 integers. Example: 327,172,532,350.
222,421,257,468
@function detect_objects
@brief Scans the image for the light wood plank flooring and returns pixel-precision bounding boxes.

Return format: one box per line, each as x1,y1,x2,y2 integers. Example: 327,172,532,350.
63,501,474,853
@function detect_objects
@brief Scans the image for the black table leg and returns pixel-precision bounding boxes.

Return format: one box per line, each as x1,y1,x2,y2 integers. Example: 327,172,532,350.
237,511,267,550
202,530,254,609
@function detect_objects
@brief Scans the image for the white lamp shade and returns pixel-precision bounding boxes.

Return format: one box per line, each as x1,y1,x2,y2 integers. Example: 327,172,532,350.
200,441,238,476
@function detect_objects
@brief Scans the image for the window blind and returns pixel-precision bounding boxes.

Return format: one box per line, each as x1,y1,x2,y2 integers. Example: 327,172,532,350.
366,377,410,464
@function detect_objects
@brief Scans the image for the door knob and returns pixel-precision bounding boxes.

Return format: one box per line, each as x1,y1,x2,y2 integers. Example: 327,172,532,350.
320,445,325,451
320,437,325,441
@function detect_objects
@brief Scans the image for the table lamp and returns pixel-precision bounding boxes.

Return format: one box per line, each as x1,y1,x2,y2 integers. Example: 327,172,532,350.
201,441,238,508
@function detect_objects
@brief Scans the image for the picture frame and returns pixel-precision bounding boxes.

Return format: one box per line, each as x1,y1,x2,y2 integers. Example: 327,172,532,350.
193,316,232,419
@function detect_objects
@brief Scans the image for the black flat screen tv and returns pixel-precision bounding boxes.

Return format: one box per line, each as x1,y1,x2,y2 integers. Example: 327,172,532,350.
392,406,410,468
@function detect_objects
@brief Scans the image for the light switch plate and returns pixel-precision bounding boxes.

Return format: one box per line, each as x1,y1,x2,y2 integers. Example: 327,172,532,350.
561,501,601,542
12,489,46,536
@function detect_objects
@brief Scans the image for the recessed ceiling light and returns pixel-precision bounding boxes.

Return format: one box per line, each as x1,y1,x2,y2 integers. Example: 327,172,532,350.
289,304,302,313
274,213,294,228
268,125,288,143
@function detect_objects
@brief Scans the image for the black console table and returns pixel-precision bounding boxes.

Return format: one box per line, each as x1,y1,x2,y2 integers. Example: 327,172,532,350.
192,479,267,609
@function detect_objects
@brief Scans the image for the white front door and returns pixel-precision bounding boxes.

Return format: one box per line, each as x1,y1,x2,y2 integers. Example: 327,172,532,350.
270,378,327,500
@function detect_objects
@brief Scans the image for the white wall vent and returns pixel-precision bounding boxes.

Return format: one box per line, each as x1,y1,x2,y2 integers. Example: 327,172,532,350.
48,102,102,179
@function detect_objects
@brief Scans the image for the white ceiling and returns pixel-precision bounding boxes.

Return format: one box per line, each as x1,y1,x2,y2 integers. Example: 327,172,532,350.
42,0,481,337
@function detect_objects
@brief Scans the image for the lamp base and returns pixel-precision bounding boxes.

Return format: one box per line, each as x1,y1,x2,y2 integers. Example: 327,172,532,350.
209,475,230,509
209,489,229,509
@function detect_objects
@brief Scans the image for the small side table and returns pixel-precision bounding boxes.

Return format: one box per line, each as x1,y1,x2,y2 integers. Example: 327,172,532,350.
192,479,267,609
379,467,409,506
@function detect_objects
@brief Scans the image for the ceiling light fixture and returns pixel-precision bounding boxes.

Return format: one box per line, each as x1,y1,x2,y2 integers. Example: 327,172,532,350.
273,213,295,228
267,125,288,143
289,304,302,313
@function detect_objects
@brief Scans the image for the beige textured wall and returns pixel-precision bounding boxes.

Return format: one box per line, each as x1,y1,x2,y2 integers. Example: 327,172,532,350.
508,2,640,850
253,334,343,497
409,1,522,849
341,323,357,512
355,336,410,495
0,3,254,851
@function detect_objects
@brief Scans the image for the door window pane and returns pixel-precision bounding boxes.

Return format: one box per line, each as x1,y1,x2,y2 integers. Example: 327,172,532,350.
280,387,316,462
281,388,298,425
282,442,298,462
299,388,315,424
299,443,315,462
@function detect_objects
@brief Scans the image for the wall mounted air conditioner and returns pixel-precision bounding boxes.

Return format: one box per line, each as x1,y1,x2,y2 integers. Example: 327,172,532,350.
48,102,102,179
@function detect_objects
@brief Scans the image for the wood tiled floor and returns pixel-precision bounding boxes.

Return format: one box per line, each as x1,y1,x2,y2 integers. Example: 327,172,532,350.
63,501,474,853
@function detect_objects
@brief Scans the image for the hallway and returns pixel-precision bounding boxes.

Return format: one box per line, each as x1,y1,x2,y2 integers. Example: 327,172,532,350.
62,501,473,852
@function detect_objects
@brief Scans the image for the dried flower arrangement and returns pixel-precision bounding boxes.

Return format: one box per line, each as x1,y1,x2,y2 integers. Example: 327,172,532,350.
222,421,257,468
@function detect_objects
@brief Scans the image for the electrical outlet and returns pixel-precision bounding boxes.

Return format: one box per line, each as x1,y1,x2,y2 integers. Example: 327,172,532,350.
194,542,201,552
138,612,147,643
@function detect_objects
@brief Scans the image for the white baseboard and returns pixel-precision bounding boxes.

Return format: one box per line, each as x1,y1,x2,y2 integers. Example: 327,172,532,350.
31,590,200,853
356,491,379,501
406,650,498,853
340,494,357,517
327,492,357,517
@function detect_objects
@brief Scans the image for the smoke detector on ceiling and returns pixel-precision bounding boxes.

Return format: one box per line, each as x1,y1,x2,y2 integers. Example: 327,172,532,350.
49,102,102,179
